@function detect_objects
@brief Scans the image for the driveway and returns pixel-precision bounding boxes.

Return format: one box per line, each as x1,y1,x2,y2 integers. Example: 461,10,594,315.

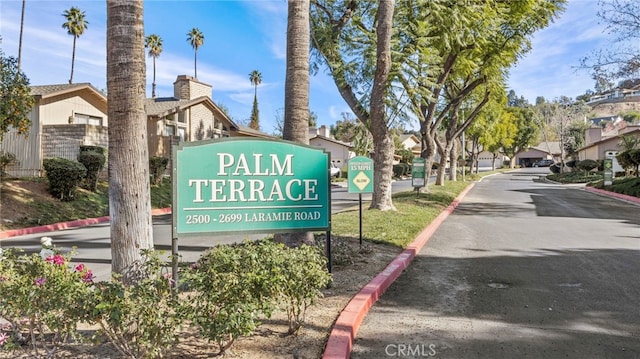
351,168,640,358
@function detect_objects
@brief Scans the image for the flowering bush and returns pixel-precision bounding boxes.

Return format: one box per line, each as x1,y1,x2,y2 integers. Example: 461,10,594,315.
0,238,96,357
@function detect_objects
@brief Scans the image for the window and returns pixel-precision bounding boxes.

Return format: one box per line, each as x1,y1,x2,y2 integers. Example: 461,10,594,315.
166,125,175,137
73,113,102,126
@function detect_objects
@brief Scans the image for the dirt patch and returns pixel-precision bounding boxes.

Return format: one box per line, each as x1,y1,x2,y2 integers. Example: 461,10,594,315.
0,180,52,230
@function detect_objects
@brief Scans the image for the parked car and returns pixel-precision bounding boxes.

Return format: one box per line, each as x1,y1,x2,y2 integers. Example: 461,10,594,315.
533,159,554,167
330,162,341,178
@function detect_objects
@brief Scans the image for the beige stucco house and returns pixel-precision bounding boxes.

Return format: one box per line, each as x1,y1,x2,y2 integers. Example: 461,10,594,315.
145,75,243,159
515,142,561,167
308,125,353,168
1,83,108,177
577,125,640,171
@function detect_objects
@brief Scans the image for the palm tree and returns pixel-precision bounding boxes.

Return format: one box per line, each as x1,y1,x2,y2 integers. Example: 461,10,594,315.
18,0,25,71
186,28,204,78
145,34,163,98
107,0,153,284
248,70,262,130
278,0,313,247
62,6,89,84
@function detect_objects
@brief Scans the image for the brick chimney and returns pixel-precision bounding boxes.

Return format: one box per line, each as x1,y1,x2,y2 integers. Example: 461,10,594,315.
173,75,212,100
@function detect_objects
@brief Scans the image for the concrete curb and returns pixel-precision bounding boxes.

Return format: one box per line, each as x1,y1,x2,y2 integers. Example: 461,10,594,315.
0,208,172,240
322,182,476,359
583,186,640,205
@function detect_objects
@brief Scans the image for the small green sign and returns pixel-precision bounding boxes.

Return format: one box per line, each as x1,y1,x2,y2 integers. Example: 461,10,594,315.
173,138,330,236
348,156,374,193
412,157,426,187
603,158,613,186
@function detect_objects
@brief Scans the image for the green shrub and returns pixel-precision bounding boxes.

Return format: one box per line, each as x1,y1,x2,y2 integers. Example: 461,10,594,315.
180,239,332,354
550,163,561,174
278,244,331,334
180,242,274,355
149,157,169,185
77,151,105,192
576,159,598,172
566,159,578,169
43,158,87,201
93,250,181,359
0,151,17,177
80,145,107,156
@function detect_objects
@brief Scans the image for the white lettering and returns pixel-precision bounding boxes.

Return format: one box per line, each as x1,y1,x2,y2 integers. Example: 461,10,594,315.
271,154,293,176
247,179,266,201
286,179,302,201
228,179,246,201
209,180,226,202
188,179,209,203
217,153,234,175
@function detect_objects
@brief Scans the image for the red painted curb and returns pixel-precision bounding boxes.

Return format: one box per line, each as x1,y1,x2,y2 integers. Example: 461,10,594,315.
322,183,475,359
583,186,640,205
0,208,172,240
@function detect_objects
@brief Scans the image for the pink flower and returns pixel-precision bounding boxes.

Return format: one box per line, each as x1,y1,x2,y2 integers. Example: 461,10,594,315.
82,270,94,283
163,273,175,286
0,332,9,346
75,264,85,272
34,277,46,286
45,254,65,266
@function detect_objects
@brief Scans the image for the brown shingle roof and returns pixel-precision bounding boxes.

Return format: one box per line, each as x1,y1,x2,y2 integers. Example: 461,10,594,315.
30,83,103,97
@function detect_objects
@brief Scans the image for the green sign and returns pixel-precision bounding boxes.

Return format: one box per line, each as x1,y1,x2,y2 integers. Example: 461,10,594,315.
603,158,613,186
412,157,426,187
172,138,330,236
348,156,374,193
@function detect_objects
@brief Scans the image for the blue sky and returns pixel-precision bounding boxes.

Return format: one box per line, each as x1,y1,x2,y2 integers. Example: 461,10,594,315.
0,0,610,134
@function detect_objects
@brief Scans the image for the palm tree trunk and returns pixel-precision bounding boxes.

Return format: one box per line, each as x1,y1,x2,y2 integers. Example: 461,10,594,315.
107,0,153,284
152,56,156,98
18,0,25,72
283,0,310,145
69,36,77,84
368,0,396,211
194,49,197,78
278,0,313,246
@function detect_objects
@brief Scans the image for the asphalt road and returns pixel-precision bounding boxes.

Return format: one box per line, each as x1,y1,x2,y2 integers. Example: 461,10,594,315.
0,178,416,281
351,168,640,359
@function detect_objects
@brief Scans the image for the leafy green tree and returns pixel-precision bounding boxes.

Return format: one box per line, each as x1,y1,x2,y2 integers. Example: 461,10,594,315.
186,28,204,78
501,107,539,168
145,34,163,98
248,70,262,130
311,0,397,210
0,50,35,140
394,0,564,185
62,6,89,84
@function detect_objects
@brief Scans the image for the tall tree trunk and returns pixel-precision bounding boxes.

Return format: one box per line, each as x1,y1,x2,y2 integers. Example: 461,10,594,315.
18,0,25,72
194,49,198,78
369,0,395,211
69,36,76,84
278,0,314,246
449,139,458,181
283,0,310,146
107,0,153,284
151,56,156,98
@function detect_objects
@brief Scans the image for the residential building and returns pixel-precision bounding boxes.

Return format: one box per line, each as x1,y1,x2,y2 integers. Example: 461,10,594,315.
515,142,561,168
308,125,353,168
1,83,108,177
